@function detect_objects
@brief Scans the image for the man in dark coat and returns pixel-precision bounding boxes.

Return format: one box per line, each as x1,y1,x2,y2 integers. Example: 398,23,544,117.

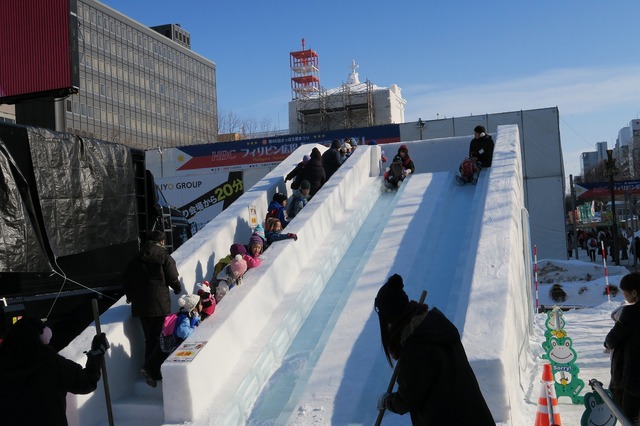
322,139,344,179
469,125,495,168
375,274,495,425
0,317,109,426
298,147,326,197
605,272,640,423
125,230,182,367
285,154,310,190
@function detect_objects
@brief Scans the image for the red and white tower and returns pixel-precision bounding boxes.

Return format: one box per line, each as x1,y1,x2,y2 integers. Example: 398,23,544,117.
290,38,320,99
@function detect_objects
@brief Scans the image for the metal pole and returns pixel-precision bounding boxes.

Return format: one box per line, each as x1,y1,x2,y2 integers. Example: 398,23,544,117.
570,175,579,259
608,150,619,265
92,299,115,426
588,379,632,426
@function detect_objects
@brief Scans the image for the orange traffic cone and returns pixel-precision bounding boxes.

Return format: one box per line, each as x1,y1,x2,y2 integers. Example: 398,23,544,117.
534,363,561,426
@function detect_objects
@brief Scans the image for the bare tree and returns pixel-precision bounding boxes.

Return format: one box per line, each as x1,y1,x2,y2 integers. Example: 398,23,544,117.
218,109,280,137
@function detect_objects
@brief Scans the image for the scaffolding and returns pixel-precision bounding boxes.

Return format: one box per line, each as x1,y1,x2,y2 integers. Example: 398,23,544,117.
294,79,374,134
290,38,320,100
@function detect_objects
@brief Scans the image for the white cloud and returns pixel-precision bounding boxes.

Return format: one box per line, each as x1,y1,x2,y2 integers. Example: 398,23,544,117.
404,65,640,120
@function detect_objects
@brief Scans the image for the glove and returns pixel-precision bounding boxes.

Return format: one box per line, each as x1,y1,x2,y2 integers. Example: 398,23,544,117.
404,169,412,175
385,167,390,172
287,233,298,241
88,332,109,356
377,392,390,411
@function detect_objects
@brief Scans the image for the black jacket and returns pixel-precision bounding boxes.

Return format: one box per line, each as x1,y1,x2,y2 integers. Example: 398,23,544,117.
469,134,495,167
387,307,495,425
298,157,326,197
322,141,343,179
605,302,640,396
125,241,181,317
286,161,305,189
0,347,102,426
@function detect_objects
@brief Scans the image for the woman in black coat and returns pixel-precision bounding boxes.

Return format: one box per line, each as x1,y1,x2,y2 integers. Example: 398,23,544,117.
374,274,495,425
0,317,108,426
298,147,326,197
605,272,640,423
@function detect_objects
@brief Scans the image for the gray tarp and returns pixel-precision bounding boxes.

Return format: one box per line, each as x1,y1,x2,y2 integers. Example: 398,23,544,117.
0,126,138,272
0,140,51,272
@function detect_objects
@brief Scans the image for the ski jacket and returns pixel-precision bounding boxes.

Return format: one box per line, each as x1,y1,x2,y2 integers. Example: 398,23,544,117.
387,307,495,425
243,253,262,269
124,242,181,317
322,140,344,179
605,302,640,396
469,133,495,167
266,230,296,246
267,200,289,228
297,157,326,197
175,311,200,340
289,190,310,218
0,346,102,426
285,161,306,189
392,153,415,175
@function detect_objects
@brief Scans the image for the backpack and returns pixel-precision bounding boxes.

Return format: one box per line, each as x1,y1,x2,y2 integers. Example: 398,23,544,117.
460,158,476,179
159,313,179,353
588,238,597,248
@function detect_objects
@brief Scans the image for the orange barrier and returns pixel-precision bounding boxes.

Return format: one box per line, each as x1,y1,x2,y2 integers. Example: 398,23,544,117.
535,363,562,426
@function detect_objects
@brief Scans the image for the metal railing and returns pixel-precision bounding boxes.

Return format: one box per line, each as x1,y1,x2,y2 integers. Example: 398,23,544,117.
588,379,633,426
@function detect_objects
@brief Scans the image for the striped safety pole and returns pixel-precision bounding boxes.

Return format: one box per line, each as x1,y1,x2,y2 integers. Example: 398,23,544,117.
534,245,539,313
601,241,611,303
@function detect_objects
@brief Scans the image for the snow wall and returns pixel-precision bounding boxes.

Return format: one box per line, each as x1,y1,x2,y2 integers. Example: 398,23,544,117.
61,125,534,425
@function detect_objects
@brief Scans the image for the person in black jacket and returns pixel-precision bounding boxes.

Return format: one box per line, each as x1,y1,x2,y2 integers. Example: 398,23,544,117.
0,316,109,426
285,154,310,190
374,274,495,425
298,147,326,197
322,139,344,180
469,125,495,168
125,230,182,378
605,272,640,423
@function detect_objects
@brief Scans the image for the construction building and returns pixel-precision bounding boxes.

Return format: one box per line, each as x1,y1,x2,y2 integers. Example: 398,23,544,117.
288,40,405,134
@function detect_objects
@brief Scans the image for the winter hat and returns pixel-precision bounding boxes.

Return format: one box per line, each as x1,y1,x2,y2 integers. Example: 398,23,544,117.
253,224,266,241
344,142,352,150
302,154,311,164
398,144,409,154
178,294,201,313
273,192,287,204
197,281,212,297
249,233,264,251
299,180,311,190
368,140,378,145
374,274,409,320
311,148,322,160
230,243,246,257
474,125,486,134
331,139,342,149
229,254,248,279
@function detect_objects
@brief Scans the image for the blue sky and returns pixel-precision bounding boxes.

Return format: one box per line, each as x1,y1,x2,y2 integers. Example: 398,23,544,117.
102,0,640,179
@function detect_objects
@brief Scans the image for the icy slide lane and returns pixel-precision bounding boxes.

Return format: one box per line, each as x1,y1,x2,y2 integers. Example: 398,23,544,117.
247,171,487,425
